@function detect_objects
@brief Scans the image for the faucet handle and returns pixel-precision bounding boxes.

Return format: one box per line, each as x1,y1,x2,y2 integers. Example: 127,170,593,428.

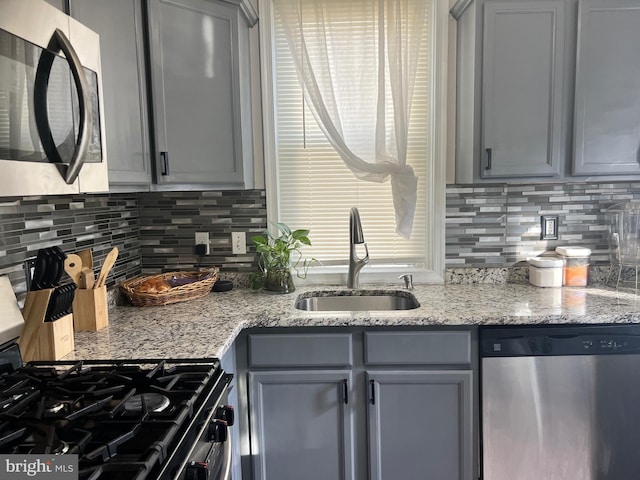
361,242,370,263
398,274,414,290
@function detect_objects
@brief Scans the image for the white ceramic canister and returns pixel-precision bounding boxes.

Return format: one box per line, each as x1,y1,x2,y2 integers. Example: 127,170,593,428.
528,257,564,287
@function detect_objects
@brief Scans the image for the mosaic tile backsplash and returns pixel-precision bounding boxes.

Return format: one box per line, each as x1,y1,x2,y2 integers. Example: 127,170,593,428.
446,182,640,266
137,190,267,274
0,182,638,300
0,191,266,300
0,194,141,300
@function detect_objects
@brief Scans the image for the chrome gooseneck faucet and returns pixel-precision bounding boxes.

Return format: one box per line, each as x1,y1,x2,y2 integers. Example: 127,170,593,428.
347,207,369,288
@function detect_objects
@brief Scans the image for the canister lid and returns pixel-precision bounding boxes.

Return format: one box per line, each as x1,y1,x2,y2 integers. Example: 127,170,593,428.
528,257,564,268
555,246,591,257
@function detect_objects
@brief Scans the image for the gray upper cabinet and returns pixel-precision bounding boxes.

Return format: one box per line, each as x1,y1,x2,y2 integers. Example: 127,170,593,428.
481,0,565,178
455,0,640,183
44,0,66,11
572,0,640,175
70,0,152,187
367,371,473,480
147,0,254,189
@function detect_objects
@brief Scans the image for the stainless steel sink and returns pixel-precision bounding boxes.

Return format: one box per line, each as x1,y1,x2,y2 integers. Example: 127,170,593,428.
294,291,420,311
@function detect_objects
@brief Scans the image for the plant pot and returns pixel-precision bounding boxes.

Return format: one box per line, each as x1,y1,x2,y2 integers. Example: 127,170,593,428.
265,269,295,293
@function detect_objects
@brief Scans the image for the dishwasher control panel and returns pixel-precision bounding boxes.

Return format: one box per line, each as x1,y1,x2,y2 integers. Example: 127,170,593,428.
481,325,640,356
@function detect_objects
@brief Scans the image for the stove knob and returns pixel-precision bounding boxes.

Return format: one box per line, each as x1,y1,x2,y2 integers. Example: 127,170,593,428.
215,405,235,426
185,461,209,480
208,419,228,443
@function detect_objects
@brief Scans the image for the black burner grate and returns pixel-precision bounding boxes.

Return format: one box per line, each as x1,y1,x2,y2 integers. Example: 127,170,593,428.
0,358,225,480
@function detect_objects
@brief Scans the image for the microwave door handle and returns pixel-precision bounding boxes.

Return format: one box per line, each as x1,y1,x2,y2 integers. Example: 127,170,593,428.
34,28,92,185
53,28,92,184
34,47,62,165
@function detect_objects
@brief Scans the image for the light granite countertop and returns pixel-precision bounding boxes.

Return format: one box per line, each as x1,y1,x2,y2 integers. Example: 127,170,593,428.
64,284,640,361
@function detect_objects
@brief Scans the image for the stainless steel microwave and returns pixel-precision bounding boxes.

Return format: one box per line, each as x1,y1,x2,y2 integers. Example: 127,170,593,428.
0,0,108,196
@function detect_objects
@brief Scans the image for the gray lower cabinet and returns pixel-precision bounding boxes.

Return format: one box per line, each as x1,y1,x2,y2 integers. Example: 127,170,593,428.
147,0,254,189
70,0,152,187
367,371,473,480
480,0,565,178
245,330,474,480
248,370,355,480
572,0,640,175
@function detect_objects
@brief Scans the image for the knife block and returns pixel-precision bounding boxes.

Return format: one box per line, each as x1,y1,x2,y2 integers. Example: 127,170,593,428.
35,314,74,361
19,289,75,362
72,286,108,331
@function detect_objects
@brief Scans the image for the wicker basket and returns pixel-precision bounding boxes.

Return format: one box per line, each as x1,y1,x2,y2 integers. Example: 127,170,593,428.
120,268,219,307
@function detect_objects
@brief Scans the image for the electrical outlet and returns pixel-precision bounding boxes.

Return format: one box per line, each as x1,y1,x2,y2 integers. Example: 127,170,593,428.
232,232,246,254
540,215,559,240
195,232,210,255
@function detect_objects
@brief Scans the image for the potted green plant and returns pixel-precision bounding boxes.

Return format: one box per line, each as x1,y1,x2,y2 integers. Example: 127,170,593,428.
249,223,313,293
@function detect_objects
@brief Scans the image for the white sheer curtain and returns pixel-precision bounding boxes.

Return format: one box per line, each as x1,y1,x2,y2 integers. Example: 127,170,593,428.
273,0,429,238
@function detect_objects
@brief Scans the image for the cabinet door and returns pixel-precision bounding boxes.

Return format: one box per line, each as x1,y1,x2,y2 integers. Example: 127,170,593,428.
481,0,565,178
367,371,473,480
44,0,66,11
249,371,355,480
573,0,640,175
147,0,253,187
70,0,152,187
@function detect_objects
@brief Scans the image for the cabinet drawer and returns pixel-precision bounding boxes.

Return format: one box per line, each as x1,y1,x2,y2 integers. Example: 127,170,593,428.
364,331,471,365
249,333,353,368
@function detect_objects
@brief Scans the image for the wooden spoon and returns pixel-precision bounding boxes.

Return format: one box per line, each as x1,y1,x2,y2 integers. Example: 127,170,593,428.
64,254,83,286
95,247,119,288
77,248,93,270
80,267,95,290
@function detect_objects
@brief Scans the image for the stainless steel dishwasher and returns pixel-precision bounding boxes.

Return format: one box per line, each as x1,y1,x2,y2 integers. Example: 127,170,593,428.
480,325,640,480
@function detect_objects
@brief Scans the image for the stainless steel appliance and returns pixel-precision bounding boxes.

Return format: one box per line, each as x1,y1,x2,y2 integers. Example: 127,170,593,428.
0,0,108,196
480,325,640,480
0,275,233,480
0,342,234,480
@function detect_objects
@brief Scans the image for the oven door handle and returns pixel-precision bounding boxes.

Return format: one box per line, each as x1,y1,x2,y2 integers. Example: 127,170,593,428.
34,28,92,185
219,432,233,480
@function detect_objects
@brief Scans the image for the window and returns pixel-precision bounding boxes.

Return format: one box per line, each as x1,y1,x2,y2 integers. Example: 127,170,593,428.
260,0,448,284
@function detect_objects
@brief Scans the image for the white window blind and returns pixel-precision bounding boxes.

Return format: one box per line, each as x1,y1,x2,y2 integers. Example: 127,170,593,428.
267,0,442,277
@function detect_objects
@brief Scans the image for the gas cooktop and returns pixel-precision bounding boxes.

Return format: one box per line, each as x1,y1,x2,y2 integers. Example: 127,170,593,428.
0,348,232,480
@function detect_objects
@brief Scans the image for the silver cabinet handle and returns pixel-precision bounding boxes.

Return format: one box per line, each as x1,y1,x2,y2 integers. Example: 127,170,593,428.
34,28,92,185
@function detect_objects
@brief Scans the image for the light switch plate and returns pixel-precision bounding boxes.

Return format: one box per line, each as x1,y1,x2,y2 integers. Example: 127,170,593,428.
232,232,246,254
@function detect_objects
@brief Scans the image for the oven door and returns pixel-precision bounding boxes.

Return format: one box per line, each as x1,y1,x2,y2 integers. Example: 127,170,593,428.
0,0,108,196
184,432,233,480
171,374,234,480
